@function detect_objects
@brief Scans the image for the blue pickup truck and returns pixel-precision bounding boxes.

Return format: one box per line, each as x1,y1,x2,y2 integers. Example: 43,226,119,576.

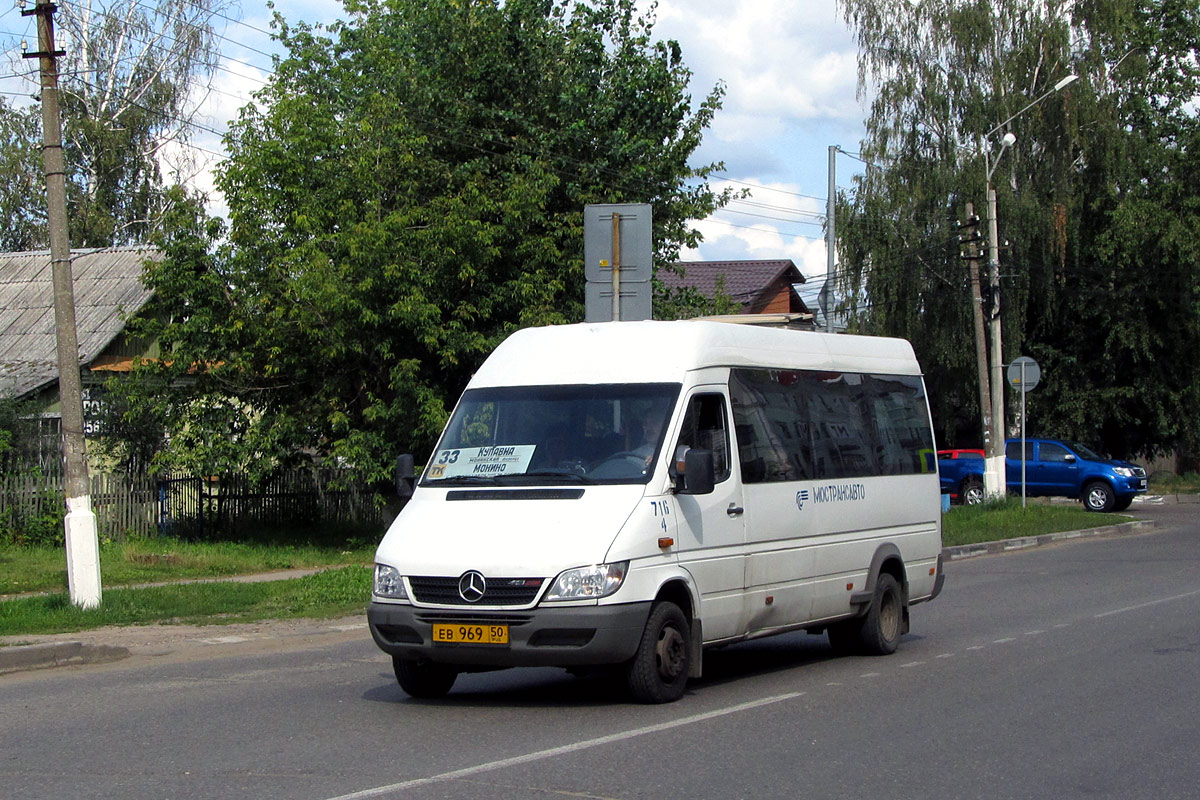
939,439,1148,512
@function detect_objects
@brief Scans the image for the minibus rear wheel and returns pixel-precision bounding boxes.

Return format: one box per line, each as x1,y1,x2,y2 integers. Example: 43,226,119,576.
626,601,690,703
827,573,903,657
394,657,458,699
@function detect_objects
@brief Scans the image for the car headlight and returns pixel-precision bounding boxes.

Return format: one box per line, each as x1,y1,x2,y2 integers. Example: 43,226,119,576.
544,562,628,601
373,564,408,599
1113,467,1134,478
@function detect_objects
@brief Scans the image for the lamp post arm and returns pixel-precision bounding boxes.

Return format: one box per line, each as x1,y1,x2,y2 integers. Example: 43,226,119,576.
984,74,1078,140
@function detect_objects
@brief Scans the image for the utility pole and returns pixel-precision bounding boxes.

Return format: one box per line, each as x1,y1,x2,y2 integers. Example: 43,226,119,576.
985,175,1007,496
825,145,837,333
959,206,991,456
24,0,102,608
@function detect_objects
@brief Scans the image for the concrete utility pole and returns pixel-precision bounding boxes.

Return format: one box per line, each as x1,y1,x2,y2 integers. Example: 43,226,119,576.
24,0,102,608
960,205,992,458
826,145,837,333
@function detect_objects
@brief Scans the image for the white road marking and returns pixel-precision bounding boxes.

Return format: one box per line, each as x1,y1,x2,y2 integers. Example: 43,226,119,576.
1094,589,1200,619
324,692,802,800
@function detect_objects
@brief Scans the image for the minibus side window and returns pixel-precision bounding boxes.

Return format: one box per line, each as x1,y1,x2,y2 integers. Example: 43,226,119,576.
675,394,731,483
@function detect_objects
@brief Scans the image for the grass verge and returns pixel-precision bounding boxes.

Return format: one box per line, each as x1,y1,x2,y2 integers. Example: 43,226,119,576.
1,501,1145,638
0,566,371,637
941,498,1132,547
1,536,375,596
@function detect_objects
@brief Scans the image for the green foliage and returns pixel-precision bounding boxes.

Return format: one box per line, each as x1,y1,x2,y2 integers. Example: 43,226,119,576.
2,0,224,248
0,99,45,251
131,0,729,480
837,0,1200,459
0,484,65,549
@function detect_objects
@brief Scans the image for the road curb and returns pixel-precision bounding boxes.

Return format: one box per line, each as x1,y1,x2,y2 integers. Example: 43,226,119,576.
0,640,130,675
943,518,1156,561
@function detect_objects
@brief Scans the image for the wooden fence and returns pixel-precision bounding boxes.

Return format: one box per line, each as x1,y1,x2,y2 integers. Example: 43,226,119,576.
1,468,383,543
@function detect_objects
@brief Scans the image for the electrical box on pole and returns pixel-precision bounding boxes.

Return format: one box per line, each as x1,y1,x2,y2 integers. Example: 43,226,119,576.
584,204,653,322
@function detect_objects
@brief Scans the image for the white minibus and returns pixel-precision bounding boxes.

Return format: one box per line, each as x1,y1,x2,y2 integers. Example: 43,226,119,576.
368,320,944,703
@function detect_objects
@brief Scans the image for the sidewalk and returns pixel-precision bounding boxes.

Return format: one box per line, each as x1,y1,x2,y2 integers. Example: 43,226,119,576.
0,512,1166,677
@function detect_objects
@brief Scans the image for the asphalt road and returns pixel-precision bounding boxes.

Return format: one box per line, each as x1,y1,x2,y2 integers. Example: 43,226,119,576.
1,502,1197,800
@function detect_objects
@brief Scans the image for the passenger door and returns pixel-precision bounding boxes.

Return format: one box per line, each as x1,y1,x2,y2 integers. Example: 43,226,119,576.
1034,441,1080,496
671,389,746,642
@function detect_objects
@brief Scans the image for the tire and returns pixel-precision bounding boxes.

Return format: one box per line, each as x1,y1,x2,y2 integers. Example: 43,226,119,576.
826,619,862,655
1113,496,1133,512
394,657,458,699
961,478,984,505
859,574,904,655
626,601,690,704
826,573,904,657
1083,481,1116,513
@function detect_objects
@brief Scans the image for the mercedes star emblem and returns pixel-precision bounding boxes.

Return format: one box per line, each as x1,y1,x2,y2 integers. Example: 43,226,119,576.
458,570,486,603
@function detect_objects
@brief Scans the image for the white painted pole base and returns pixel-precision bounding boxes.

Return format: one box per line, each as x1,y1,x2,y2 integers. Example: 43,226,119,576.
64,495,102,609
983,454,1008,500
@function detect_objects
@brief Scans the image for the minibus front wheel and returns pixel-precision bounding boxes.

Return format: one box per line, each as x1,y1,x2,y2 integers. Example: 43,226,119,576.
626,601,691,704
394,657,458,699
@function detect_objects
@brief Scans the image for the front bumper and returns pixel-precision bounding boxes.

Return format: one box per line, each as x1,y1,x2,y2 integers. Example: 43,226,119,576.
367,600,652,668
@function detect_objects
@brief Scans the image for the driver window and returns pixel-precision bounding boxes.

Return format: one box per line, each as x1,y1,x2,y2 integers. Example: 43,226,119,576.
675,393,731,483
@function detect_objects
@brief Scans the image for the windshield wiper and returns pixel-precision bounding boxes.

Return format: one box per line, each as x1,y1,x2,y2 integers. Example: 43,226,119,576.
424,475,501,486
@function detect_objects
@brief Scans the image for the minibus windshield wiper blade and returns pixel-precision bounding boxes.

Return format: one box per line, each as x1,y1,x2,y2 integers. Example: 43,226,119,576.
425,475,501,486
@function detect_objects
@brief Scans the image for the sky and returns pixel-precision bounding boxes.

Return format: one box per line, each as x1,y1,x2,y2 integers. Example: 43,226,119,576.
0,0,871,291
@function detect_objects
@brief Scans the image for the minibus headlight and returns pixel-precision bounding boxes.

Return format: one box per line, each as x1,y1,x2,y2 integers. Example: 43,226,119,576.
373,564,407,599
544,562,628,601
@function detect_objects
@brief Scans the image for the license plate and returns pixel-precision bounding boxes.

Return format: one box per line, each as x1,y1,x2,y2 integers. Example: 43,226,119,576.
432,623,509,645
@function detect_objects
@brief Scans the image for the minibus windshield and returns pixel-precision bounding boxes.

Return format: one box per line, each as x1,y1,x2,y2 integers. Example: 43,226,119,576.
422,383,681,486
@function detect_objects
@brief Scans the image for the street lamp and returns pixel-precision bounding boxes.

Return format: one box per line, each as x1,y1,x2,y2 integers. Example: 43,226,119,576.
978,73,1077,499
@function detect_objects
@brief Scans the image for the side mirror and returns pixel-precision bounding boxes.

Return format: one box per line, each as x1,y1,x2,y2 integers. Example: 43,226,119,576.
396,454,415,499
676,447,715,495
1064,454,1077,464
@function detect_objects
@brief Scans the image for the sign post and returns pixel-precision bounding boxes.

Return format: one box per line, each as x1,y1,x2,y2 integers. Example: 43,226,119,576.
1007,356,1041,507
584,204,653,322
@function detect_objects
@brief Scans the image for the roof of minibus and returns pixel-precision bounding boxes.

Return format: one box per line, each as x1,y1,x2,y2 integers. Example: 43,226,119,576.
468,321,922,388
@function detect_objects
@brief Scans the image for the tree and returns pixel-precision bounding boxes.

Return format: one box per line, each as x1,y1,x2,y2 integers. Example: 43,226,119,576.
3,0,227,248
126,0,731,481
0,99,45,251
836,0,1200,459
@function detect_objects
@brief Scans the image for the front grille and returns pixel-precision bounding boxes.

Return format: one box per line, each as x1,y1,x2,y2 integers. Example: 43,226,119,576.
408,576,544,606
1132,466,1147,478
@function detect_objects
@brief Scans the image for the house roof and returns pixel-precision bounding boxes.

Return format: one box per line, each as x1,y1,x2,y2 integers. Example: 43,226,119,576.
0,247,159,400
659,259,806,308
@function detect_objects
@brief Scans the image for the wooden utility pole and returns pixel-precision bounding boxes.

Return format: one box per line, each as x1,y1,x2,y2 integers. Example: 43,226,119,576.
24,0,102,608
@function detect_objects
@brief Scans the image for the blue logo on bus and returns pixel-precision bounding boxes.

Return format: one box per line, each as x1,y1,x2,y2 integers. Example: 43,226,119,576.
795,490,810,511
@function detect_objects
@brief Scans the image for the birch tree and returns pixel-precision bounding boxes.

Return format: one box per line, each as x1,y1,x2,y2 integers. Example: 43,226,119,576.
836,0,1200,460
21,0,228,247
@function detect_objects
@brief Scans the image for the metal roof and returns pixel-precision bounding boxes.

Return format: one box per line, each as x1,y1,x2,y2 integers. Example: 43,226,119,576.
0,247,158,399
659,259,807,309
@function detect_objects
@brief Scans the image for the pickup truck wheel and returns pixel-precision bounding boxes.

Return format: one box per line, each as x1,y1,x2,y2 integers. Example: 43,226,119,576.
1113,496,1133,512
1083,481,1116,513
961,478,984,505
